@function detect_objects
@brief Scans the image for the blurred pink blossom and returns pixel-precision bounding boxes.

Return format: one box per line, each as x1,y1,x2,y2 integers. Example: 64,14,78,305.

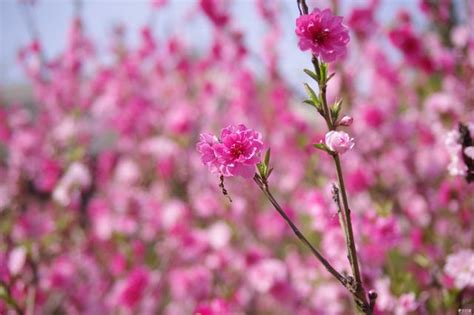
444,249,474,289
247,258,287,293
395,293,417,315
8,246,26,276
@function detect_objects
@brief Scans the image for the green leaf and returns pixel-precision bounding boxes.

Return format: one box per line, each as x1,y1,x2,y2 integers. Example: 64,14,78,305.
319,63,328,82
303,99,322,112
304,83,318,102
313,142,329,153
257,162,266,178
303,68,319,81
303,84,322,113
264,148,271,167
331,99,343,121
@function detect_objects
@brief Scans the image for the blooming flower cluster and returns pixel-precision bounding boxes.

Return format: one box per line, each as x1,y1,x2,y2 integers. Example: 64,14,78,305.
197,124,263,178
0,0,473,314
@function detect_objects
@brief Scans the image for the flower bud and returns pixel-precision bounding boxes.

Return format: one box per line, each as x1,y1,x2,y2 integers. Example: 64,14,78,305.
339,115,353,126
325,130,355,154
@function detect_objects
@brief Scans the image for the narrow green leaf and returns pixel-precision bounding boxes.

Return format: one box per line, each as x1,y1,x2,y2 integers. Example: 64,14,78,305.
264,148,271,167
257,162,266,178
303,100,322,113
303,68,319,81
331,99,343,121
313,142,329,152
303,83,318,101
319,63,328,82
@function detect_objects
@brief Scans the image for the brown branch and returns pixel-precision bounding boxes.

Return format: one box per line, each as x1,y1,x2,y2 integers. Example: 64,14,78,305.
253,174,347,287
296,0,309,15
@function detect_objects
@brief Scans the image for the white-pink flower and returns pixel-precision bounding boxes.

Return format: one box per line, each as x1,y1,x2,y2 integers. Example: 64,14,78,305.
445,128,467,177
395,292,417,315
464,146,474,160
8,246,27,276
325,130,355,154
247,258,287,293
444,249,474,289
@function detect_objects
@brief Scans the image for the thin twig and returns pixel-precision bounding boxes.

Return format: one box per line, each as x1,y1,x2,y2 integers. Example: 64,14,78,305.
333,154,367,306
331,184,351,261
311,48,371,313
253,174,347,287
296,0,309,15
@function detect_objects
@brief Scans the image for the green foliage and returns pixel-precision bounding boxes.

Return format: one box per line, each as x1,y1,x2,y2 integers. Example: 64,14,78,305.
304,68,319,82
386,249,420,296
257,148,273,180
331,99,343,121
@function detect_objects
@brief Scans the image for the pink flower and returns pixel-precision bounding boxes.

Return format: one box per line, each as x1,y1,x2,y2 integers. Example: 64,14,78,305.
196,133,223,174
115,267,150,308
295,8,350,62
200,0,229,27
194,298,233,315
445,128,466,177
464,146,474,160
395,293,417,315
197,124,263,178
325,130,355,154
444,249,474,289
348,7,377,39
388,25,434,72
247,258,287,293
8,246,27,276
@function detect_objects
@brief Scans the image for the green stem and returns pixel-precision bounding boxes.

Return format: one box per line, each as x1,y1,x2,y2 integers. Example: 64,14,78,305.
312,57,333,130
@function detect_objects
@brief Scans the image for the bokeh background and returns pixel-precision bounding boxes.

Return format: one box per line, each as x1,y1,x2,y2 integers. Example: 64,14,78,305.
0,0,473,314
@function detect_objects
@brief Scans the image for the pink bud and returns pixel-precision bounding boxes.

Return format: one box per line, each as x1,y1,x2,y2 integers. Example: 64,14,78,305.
339,116,354,126
325,131,355,154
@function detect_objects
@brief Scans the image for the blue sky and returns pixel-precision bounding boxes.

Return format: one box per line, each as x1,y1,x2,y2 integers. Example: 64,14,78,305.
0,0,426,86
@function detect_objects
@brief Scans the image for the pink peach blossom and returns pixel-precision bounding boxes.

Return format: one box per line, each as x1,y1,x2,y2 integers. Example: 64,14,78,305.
197,124,263,178
325,130,355,154
295,8,350,62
